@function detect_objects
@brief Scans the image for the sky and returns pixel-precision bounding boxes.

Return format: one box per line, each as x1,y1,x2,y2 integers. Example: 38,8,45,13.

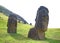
0,0,60,28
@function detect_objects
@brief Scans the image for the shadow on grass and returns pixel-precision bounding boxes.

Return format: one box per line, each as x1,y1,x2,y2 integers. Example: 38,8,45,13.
9,33,29,40
35,38,60,43
45,38,60,43
9,33,60,43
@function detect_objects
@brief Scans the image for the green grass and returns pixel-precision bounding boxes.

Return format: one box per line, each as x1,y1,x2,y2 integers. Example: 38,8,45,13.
0,13,60,43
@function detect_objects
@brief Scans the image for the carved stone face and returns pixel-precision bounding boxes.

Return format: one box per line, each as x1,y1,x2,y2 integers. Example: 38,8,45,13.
41,9,49,29
9,14,17,20
7,14,17,26
28,6,49,40
7,14,17,33
35,6,49,31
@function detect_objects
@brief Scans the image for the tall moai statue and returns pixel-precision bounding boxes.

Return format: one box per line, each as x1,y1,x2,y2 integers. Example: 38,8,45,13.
7,14,17,33
28,6,49,40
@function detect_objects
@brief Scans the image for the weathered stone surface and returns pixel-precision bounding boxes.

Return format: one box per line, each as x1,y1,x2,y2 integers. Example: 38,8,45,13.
36,29,45,39
28,28,39,40
7,14,17,33
35,6,49,32
28,28,46,40
28,6,49,40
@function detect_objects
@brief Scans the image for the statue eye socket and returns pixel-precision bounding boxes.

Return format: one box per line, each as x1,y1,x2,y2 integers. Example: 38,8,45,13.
42,16,48,19
42,15,45,17
42,10,45,13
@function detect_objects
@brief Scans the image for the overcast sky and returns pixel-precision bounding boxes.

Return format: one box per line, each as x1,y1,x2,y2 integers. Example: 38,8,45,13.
0,0,60,28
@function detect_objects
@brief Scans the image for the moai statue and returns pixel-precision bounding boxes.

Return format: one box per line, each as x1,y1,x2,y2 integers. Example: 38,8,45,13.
7,14,17,33
28,6,49,40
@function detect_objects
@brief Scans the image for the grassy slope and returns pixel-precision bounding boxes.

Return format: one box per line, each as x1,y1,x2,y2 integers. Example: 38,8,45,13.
0,13,60,43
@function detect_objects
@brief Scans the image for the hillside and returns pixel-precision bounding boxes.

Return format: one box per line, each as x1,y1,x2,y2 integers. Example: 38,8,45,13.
0,12,31,29
0,13,60,43
0,13,8,28
0,5,28,24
